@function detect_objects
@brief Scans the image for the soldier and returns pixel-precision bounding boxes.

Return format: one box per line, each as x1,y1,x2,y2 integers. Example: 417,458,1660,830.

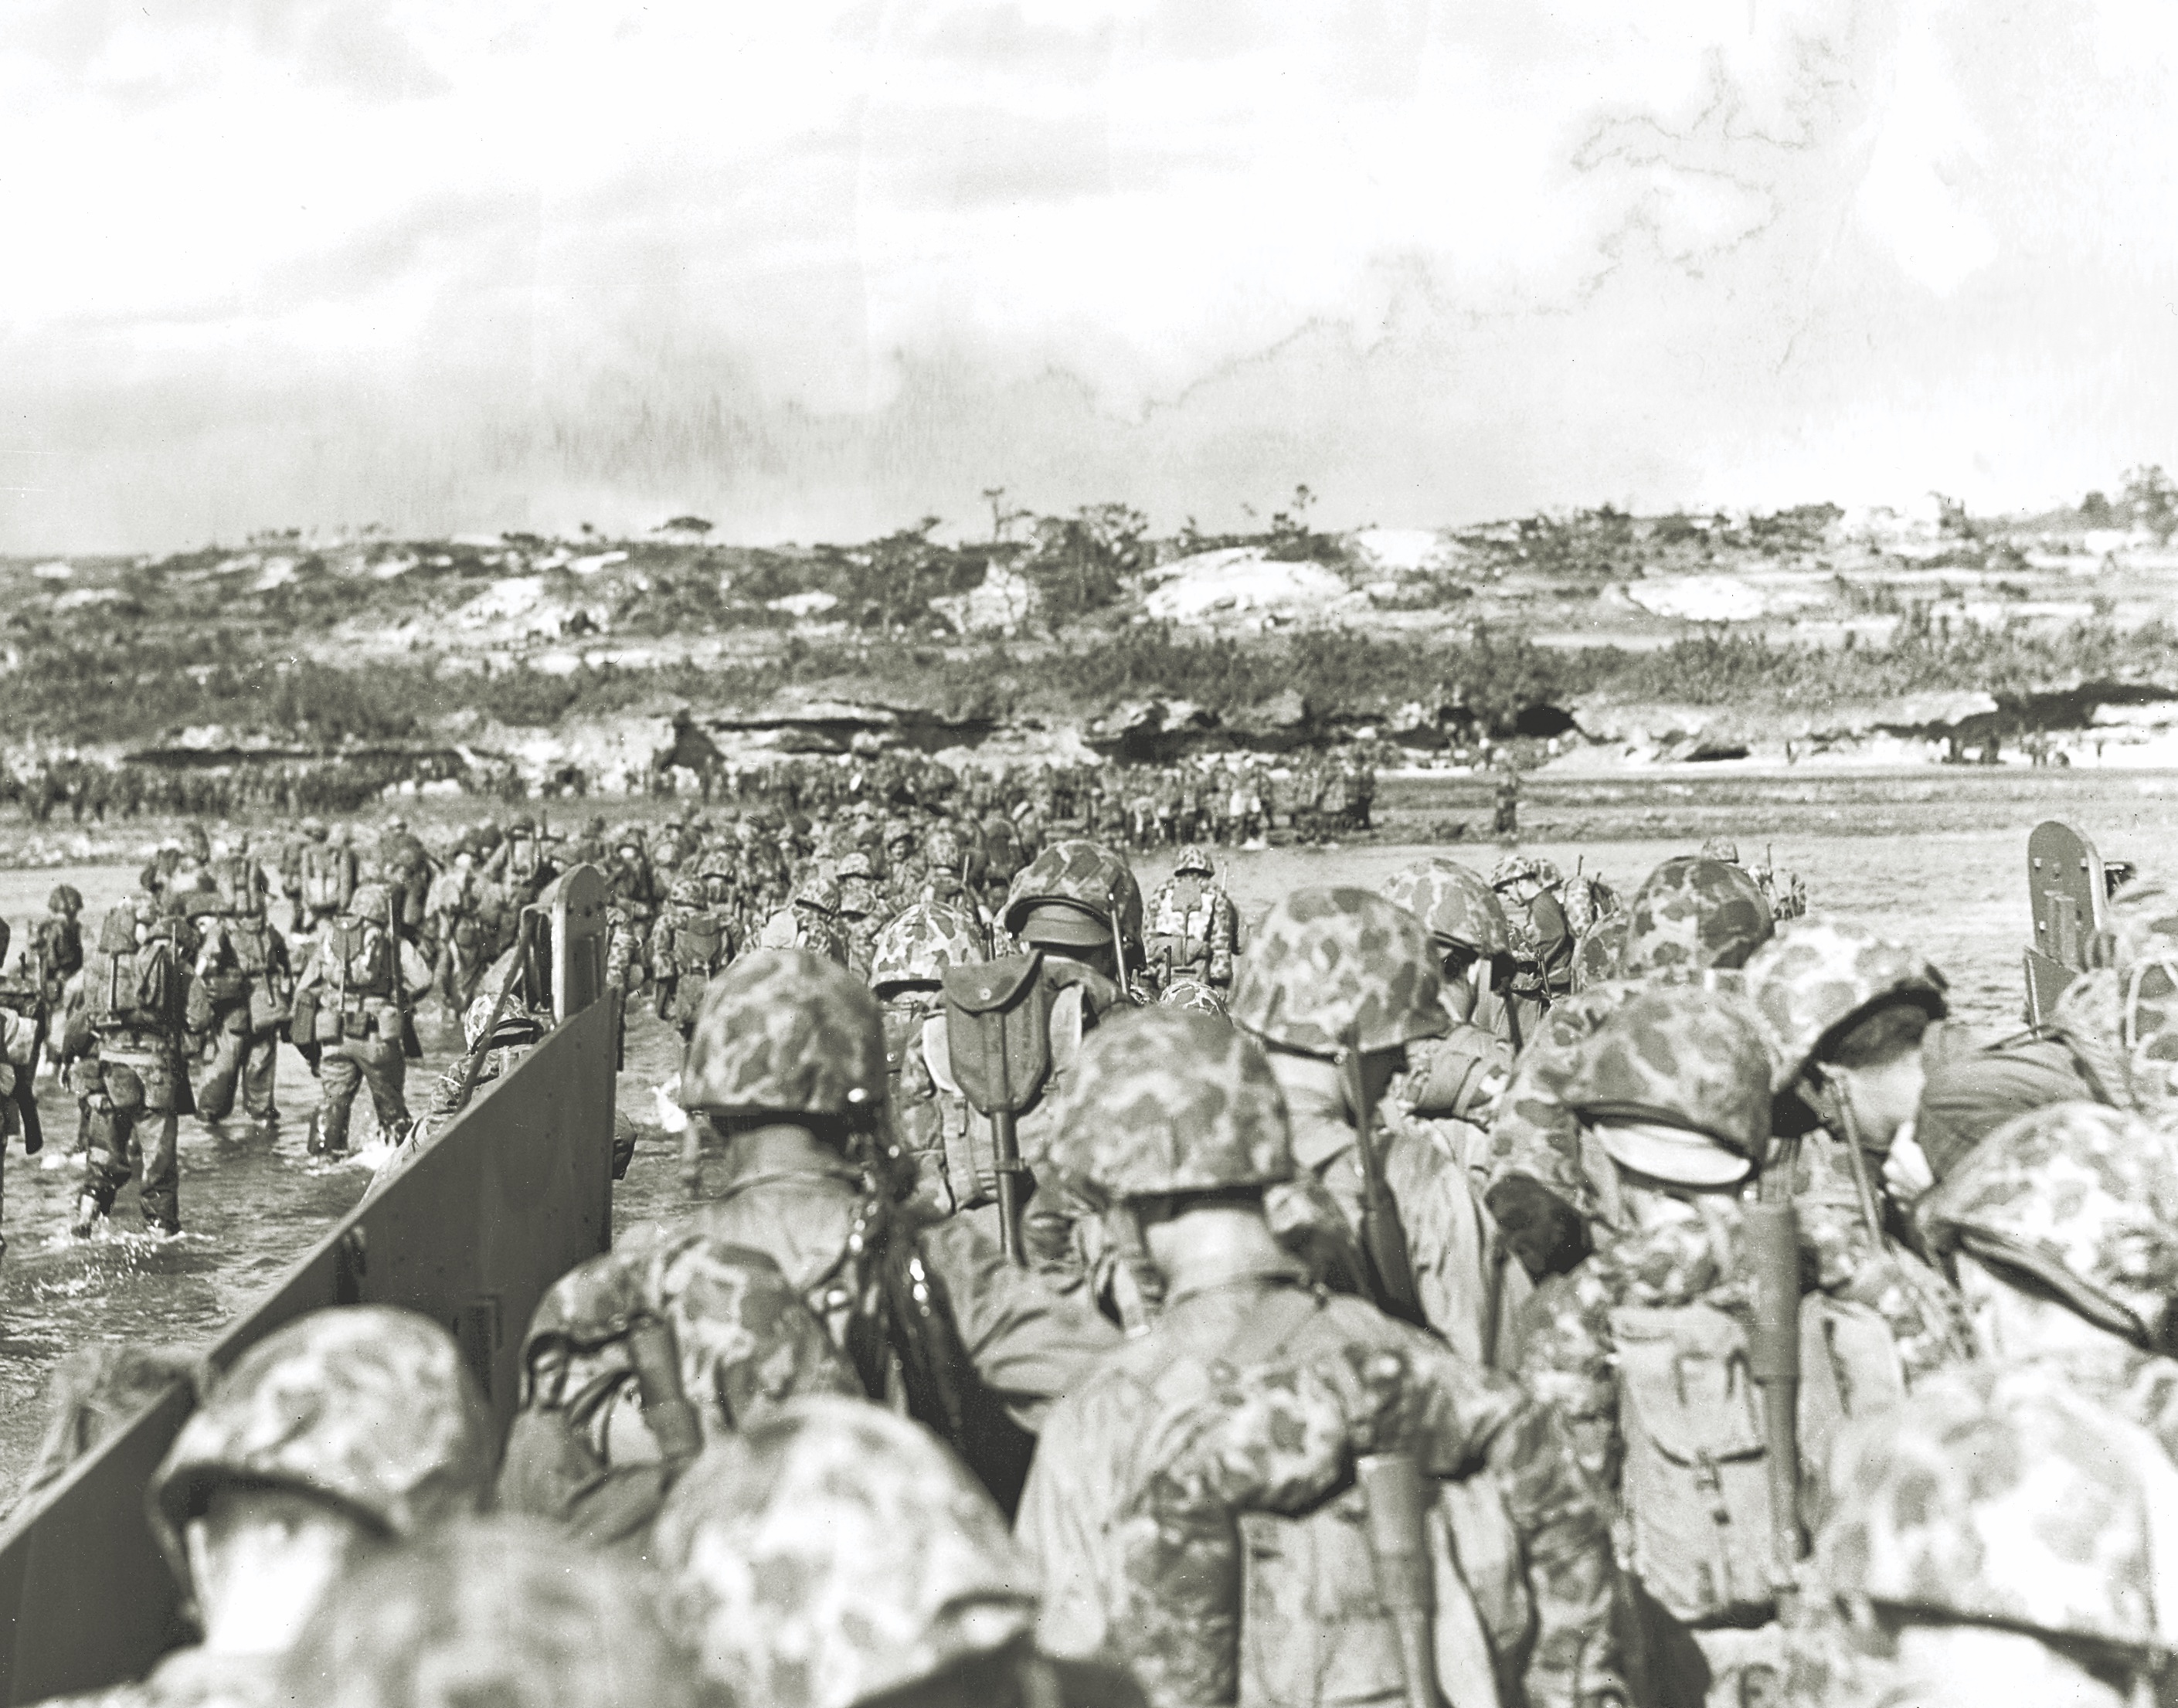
601,829,657,995
1379,859,1521,1147
291,881,433,1158
756,873,849,964
1143,846,1240,996
64,895,194,1237
0,964,45,1205
834,851,886,976
400,984,552,1153
656,1398,1141,1708
296,818,355,932
1491,853,1575,1003
869,901,990,1217
650,875,736,1041
274,1516,701,1708
1227,886,1513,1366
1513,986,1796,1706
1789,1370,2178,1708
1017,1007,1626,1708
677,949,1119,1511
485,813,558,903
192,850,291,1132
31,881,86,1045
1481,854,1775,1284
46,1307,492,1708
1741,917,1975,1475
1915,1101,2178,1452
497,1230,858,1548
994,838,1147,1274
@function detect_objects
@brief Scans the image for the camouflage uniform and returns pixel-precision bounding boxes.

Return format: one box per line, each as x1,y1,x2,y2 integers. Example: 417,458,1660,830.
870,902,992,1216
1018,1008,1626,1708
49,1306,493,1708
1490,854,1575,1005
1915,1099,2178,1459
497,1228,859,1548
1143,847,1241,993
1482,856,1775,1280
1378,860,1519,1156
1228,887,1517,1367
997,839,1147,1276
756,874,850,966
1786,1365,2178,1707
1741,917,1972,1473
679,949,1119,1512
274,1515,702,1708
834,851,886,978
649,875,736,1039
656,1398,1136,1708
1510,988,1787,1707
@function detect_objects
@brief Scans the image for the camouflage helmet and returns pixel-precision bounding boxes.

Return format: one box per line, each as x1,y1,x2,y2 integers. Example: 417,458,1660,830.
2107,875,2178,968
641,1232,861,1436
46,882,83,914
882,816,914,850
150,1306,493,1589
837,850,876,882
1379,859,1512,957
923,826,963,869
1228,888,1448,1058
681,950,887,1121
1002,838,1143,952
1489,854,1561,891
1619,857,1774,981
668,876,705,910
1561,986,1775,1182
871,903,986,997
348,881,392,920
1697,836,1742,864
1919,1100,2178,1353
275,1515,702,1708
1160,976,1228,1017
653,1397,1037,1708
1046,1008,1293,1198
1571,916,1627,993
1174,845,1215,878
1816,1363,2178,1652
793,874,841,918
1743,916,1949,1092
462,990,545,1053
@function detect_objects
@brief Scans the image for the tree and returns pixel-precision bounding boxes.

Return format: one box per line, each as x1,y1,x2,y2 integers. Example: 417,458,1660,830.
2122,466,2177,542
1024,502,1148,627
980,487,1031,544
659,515,714,538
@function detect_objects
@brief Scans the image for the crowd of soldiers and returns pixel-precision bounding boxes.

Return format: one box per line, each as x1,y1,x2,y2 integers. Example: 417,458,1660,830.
14,796,2161,1708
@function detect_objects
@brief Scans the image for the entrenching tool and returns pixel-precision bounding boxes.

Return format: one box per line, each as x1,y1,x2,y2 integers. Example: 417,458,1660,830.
943,952,1054,1263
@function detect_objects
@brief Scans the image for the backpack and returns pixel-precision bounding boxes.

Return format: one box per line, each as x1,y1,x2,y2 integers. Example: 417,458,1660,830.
507,830,540,881
86,909,175,1031
1610,1301,1776,1624
325,918,392,998
209,854,266,918
674,913,723,977
301,844,354,911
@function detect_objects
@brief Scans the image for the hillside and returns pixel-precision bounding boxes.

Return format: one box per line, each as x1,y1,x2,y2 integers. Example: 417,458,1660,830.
8,477,2178,786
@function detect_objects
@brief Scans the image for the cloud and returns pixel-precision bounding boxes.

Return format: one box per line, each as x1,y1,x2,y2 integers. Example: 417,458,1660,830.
0,0,2173,552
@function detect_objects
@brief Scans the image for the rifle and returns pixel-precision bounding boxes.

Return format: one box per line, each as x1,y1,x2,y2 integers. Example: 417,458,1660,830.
1745,1159,1805,1609
1357,1452,1439,1708
1344,1030,1425,1329
389,885,422,1061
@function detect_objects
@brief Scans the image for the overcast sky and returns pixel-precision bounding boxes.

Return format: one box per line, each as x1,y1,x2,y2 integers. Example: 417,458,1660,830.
3,0,2173,552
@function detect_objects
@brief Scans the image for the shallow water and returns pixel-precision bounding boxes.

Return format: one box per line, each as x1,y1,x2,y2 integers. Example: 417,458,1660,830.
0,776,2155,1502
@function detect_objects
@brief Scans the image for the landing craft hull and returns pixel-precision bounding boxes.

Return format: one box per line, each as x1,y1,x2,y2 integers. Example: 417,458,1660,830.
0,992,619,1707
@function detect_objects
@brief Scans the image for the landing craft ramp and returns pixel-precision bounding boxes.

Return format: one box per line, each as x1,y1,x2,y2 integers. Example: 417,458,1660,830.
0,869,620,1707
2025,820,2108,1026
